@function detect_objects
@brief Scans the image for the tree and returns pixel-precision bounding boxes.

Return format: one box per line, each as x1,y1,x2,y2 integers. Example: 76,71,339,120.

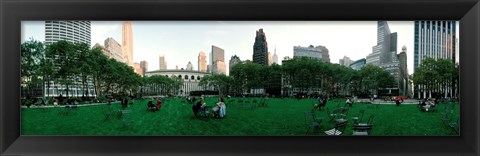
412,57,457,98
199,74,233,96
21,38,45,98
359,64,395,95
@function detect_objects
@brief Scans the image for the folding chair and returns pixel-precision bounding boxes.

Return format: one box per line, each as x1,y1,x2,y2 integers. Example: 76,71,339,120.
448,118,459,135
352,110,365,125
327,107,342,123
324,120,348,135
352,124,373,136
304,111,322,135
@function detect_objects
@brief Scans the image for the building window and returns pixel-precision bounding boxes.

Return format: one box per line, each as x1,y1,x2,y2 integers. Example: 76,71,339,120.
197,76,201,80
184,75,188,80
191,76,195,80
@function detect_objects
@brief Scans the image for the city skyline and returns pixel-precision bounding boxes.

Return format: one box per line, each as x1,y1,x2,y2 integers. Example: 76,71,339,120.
21,21,460,75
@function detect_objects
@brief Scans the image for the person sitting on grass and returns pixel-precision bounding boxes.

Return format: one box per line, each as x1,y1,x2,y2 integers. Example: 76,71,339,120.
147,98,158,111
193,97,207,116
346,97,353,107
156,97,162,109
212,97,226,118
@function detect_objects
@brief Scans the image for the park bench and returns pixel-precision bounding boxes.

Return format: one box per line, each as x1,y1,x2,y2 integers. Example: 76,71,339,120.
304,111,323,135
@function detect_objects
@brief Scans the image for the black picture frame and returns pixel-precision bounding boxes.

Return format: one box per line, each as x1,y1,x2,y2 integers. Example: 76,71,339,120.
1,0,479,155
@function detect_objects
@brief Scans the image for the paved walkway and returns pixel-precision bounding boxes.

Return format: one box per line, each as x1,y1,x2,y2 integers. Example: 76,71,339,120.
356,99,420,105
21,101,120,109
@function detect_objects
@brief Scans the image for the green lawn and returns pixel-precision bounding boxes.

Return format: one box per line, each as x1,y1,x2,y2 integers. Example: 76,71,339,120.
21,98,460,136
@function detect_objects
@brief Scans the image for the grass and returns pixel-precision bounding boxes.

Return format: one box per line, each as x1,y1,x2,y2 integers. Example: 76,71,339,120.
21,97,460,136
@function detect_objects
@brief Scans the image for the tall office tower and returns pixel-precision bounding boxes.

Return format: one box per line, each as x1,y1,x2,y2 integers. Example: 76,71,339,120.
159,54,167,70
176,65,179,70
229,55,241,73
397,46,409,96
211,45,225,74
140,60,148,75
104,38,124,63
413,21,457,98
339,56,353,67
268,52,273,65
214,61,227,75
45,21,91,46
366,21,402,94
133,63,143,76
44,21,95,98
293,45,330,63
272,46,279,64
122,21,134,67
253,29,269,65
186,61,194,70
366,21,398,66
414,21,456,72
198,51,207,72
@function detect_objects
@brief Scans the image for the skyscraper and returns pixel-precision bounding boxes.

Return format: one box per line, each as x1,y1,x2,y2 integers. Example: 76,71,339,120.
413,21,457,98
397,46,409,96
293,45,330,63
272,46,279,64
339,56,353,67
366,21,397,66
268,52,273,65
229,55,241,74
214,61,227,75
186,61,193,70
45,21,91,46
93,38,123,63
44,21,94,98
133,62,142,76
211,45,226,74
253,29,268,65
366,21,402,95
104,38,123,63
198,51,207,72
414,21,456,72
122,21,134,67
159,54,167,70
140,60,148,76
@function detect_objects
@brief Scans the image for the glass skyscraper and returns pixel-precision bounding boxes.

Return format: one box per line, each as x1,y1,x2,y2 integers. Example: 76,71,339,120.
413,21,456,72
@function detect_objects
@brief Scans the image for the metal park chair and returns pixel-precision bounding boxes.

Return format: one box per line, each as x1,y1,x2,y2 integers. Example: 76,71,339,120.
324,119,348,136
304,111,322,135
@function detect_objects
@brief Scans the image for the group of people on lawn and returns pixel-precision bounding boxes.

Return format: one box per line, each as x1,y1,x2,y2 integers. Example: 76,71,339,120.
147,97,162,111
145,96,226,119
192,96,226,118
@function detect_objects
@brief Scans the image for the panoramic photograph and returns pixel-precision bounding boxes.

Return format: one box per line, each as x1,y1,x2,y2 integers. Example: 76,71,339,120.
20,21,459,136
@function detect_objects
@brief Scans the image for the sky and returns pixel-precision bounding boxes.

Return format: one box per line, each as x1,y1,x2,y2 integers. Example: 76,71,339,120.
21,21,460,75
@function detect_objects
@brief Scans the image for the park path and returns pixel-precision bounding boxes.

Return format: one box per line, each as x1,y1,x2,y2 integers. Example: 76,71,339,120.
21,101,120,109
